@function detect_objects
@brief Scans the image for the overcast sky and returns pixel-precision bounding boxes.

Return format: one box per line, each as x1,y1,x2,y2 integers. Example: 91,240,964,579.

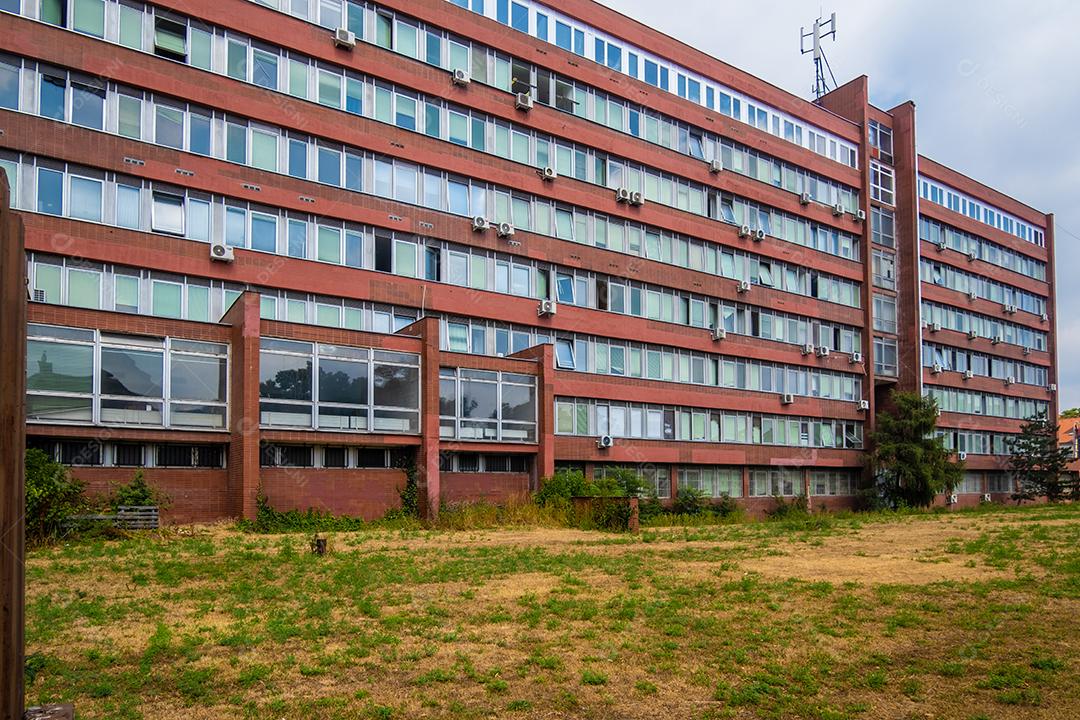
599,0,1080,411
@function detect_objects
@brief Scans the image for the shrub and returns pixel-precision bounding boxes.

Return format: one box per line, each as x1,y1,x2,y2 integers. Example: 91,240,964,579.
672,487,706,516
535,468,596,508
25,448,85,544
110,470,169,509
238,492,370,533
766,494,809,520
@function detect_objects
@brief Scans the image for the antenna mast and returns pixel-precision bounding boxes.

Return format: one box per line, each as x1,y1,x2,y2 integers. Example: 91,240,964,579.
800,13,838,100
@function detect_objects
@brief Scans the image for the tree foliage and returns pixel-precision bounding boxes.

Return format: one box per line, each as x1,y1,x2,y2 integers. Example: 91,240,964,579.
870,391,964,508
1060,407,1080,419
25,448,85,543
1009,410,1075,502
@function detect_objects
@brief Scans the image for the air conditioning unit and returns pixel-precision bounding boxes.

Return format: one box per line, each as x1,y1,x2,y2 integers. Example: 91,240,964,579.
801,343,815,356
948,493,958,505
711,326,726,341
832,203,844,216
967,329,978,340
781,393,795,405
932,363,943,375
1022,346,1031,356
537,299,556,316
967,250,977,261
738,224,752,238
958,451,967,461
1005,376,1015,386
936,239,947,251
496,222,515,238
1048,383,1057,392
963,370,974,380
736,280,750,293
799,192,811,205
596,435,614,449
929,322,941,333
452,68,471,86
855,209,866,222
753,228,765,241
850,351,863,364
615,187,632,203
968,290,978,301
982,493,992,502
514,92,533,111
629,191,645,206
1003,303,1016,314
333,27,356,49
858,399,870,411
540,166,557,181
210,241,234,262
708,158,723,174
991,335,1002,345
32,288,46,302
1040,312,1048,322
816,345,830,358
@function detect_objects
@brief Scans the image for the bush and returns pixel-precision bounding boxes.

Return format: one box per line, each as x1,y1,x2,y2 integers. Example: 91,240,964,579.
25,448,85,544
535,469,596,508
109,470,169,509
766,494,809,520
238,492,370,533
672,487,706,515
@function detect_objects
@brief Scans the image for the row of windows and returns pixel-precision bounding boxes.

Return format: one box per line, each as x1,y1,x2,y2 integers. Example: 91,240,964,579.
28,253,420,331
555,398,864,449
443,0,859,166
919,176,1044,247
922,343,1049,388
0,52,862,248
258,338,421,433
440,452,532,473
438,368,537,443
9,154,868,353
28,252,861,405
2,0,866,264
2,149,862,311
920,259,1046,316
260,444,412,468
918,217,1046,281
935,429,1018,457
922,301,1048,351
27,437,226,467
546,334,863,402
924,385,1048,421
955,471,1014,494
27,324,228,428
591,464,671,500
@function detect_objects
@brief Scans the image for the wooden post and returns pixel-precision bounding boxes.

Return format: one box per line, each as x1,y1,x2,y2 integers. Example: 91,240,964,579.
0,171,27,718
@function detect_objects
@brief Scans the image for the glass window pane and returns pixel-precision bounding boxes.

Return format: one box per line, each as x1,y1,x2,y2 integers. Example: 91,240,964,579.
67,269,100,308
155,106,184,149
151,281,182,318
117,95,141,138
152,193,184,234
36,168,63,216
27,340,94,393
73,0,105,36
69,176,102,222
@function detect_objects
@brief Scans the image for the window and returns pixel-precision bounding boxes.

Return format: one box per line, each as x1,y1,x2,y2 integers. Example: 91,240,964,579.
36,168,63,215
154,105,184,149
68,176,102,222
873,294,897,334
873,336,897,377
868,120,893,164
871,207,895,248
151,193,184,235
439,368,536,442
26,325,226,428
72,0,104,36
872,250,895,290
870,162,895,206
71,83,104,129
39,74,65,120
154,17,188,62
0,58,18,110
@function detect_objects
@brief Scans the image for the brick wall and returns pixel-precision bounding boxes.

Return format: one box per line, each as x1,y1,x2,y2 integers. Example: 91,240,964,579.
259,467,406,520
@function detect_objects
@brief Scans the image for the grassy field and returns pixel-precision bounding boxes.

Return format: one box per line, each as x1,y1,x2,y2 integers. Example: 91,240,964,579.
24,504,1080,719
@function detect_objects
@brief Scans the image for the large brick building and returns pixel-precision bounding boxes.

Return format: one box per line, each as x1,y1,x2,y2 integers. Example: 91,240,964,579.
0,0,1056,521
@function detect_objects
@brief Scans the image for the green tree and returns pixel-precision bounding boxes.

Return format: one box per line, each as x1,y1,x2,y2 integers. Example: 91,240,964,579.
870,391,964,508
25,448,85,543
1009,410,1074,502
1060,407,1080,419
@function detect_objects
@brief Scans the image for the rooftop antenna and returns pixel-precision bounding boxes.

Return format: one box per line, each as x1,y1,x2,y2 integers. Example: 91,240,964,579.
800,12,838,100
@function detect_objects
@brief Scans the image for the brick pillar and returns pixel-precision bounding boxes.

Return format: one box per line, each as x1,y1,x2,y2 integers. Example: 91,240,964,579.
222,292,262,521
0,172,27,720
513,342,555,489
411,316,442,520
803,468,813,511
742,466,751,499
668,463,679,503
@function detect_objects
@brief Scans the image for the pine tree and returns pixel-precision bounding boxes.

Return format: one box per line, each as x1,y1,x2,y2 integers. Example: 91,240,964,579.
870,390,965,508
1009,410,1074,502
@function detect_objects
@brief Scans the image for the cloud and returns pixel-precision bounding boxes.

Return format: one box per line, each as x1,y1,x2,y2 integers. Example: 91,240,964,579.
600,0,1080,409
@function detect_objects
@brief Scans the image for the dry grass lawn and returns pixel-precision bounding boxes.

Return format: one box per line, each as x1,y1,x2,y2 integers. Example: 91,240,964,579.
24,504,1080,719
